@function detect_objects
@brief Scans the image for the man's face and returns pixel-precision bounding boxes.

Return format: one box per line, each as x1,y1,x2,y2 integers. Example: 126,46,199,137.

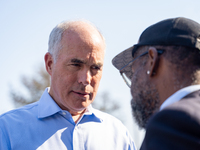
130,49,160,129
47,29,105,114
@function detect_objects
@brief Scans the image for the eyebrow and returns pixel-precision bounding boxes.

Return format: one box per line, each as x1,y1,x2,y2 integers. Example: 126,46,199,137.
95,63,103,68
71,58,103,67
71,58,85,64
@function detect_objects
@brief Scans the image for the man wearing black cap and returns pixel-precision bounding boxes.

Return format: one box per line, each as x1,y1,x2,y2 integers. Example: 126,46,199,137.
112,17,200,150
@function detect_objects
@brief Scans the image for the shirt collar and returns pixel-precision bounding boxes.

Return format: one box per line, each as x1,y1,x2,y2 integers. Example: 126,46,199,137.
84,104,104,122
38,88,103,122
38,88,62,118
160,85,200,111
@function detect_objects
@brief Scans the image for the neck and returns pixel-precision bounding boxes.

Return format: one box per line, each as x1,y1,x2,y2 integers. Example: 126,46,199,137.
158,73,196,106
70,109,86,124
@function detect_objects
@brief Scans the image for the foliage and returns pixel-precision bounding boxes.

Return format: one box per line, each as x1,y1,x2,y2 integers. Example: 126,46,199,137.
10,65,50,107
93,92,120,114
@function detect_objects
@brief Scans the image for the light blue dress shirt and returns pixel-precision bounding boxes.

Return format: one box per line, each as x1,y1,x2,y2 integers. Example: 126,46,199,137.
0,88,136,150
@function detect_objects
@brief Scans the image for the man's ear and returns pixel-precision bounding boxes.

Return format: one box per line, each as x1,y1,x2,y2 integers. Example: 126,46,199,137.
147,47,159,76
44,52,53,76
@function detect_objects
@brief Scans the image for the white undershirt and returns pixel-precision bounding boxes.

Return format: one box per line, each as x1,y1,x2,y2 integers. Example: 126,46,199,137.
160,85,200,111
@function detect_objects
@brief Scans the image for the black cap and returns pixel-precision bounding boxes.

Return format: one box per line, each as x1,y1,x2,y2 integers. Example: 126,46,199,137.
112,17,200,79
132,17,200,56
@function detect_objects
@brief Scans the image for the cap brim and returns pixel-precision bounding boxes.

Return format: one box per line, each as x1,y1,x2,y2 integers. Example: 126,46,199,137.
112,46,134,79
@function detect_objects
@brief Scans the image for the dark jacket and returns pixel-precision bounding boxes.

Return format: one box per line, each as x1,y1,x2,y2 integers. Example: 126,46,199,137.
140,90,200,150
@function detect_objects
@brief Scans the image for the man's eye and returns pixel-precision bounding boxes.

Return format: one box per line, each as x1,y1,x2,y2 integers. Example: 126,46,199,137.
71,64,81,67
92,66,101,70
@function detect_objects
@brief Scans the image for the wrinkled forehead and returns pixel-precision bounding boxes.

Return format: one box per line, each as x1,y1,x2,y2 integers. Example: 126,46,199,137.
58,45,105,65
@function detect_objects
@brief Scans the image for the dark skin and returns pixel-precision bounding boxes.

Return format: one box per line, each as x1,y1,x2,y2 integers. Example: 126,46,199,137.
143,47,196,108
138,46,200,150
131,46,200,129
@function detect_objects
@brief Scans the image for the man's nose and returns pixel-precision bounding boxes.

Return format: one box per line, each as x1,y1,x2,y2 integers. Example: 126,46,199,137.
78,69,92,86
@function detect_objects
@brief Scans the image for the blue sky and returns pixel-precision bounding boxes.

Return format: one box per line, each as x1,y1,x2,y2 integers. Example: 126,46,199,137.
1,0,200,147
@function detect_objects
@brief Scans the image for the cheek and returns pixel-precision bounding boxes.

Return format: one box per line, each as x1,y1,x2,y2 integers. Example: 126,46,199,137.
91,74,102,90
52,69,76,89
131,69,140,85
131,69,142,96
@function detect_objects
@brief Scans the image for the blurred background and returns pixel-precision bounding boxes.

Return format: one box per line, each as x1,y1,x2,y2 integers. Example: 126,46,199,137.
1,0,200,148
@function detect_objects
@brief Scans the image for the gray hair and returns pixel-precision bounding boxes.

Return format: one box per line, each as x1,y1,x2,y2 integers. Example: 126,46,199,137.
48,20,105,62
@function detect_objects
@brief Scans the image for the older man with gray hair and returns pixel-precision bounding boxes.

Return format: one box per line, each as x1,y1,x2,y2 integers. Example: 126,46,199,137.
0,20,136,150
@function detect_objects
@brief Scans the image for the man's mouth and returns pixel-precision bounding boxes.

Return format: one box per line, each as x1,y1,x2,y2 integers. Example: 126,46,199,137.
73,91,90,97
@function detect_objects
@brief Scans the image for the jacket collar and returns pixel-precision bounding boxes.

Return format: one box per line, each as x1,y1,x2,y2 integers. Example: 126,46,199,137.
160,85,200,110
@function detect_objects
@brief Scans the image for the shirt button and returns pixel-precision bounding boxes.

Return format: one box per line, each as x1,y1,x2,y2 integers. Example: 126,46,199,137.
62,112,66,115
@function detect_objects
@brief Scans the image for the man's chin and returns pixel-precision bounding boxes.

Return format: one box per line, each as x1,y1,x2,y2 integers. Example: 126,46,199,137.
131,98,148,129
75,101,92,110
131,97,160,130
